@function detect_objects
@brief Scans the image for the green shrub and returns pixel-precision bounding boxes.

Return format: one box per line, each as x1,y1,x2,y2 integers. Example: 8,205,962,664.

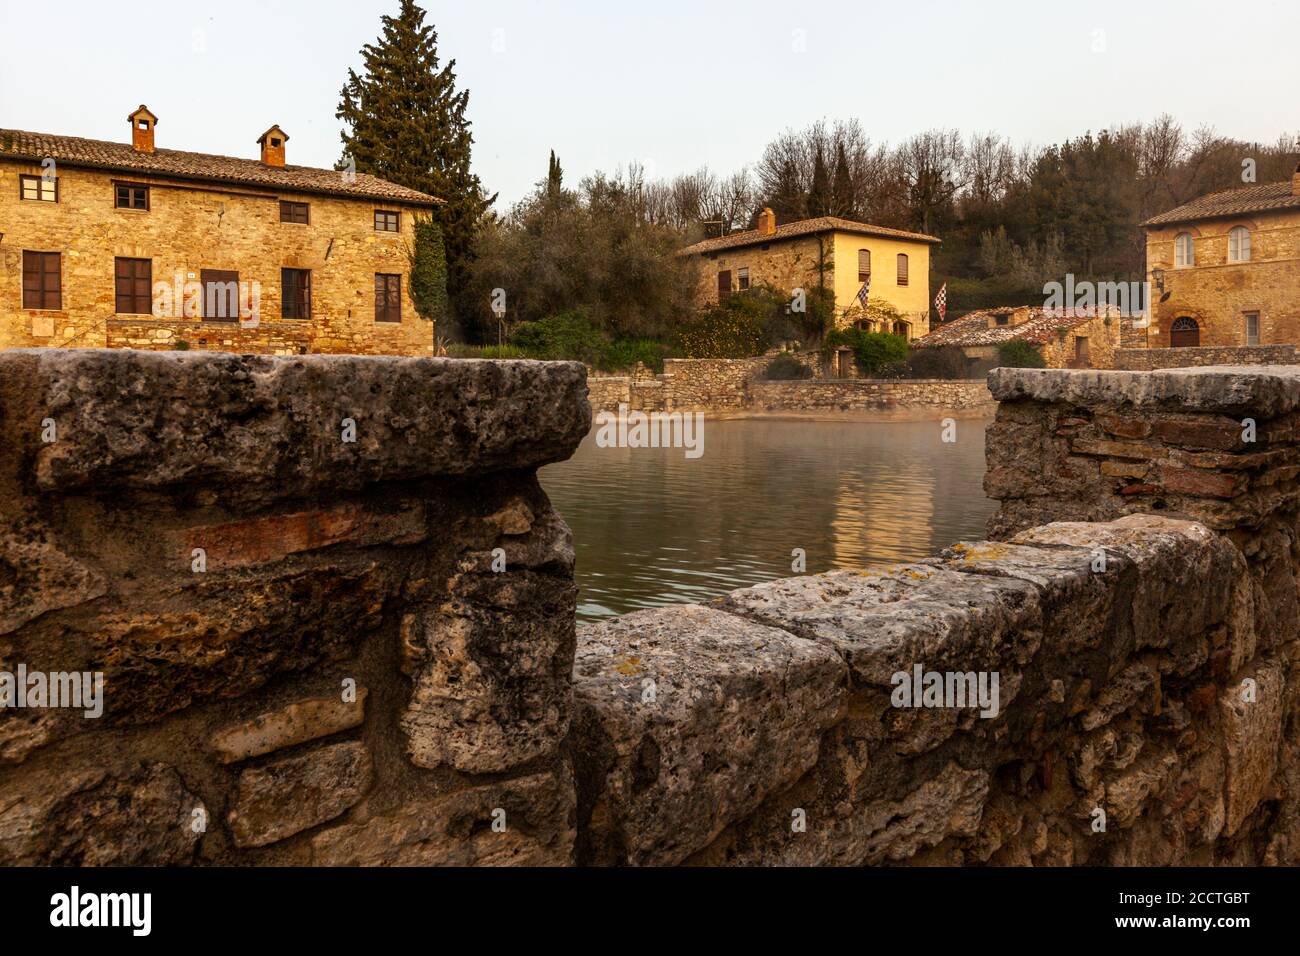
997,340,1047,368
510,311,605,363
823,328,909,376
905,345,970,380
676,304,766,359
763,352,813,381
598,338,672,374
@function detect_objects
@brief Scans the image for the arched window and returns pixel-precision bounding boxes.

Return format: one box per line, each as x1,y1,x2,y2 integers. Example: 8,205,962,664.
897,253,909,286
1174,233,1195,268
1228,226,1251,263
858,249,871,282
1170,316,1200,347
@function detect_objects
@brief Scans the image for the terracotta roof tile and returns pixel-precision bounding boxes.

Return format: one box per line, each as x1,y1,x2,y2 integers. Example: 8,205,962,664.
678,216,940,256
915,305,1123,349
0,128,441,207
1141,180,1300,227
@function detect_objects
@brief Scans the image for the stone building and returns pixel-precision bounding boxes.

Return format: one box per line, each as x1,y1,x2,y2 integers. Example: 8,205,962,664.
1,105,441,355
677,209,940,341
915,304,1130,373
1138,165,1300,349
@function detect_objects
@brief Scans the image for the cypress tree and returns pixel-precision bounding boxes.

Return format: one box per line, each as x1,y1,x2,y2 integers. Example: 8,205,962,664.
546,150,564,200
807,146,831,218
831,142,855,219
337,0,494,327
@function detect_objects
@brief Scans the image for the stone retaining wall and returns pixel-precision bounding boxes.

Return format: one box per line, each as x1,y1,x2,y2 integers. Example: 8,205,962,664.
746,379,992,413
1115,345,1299,370
0,349,588,865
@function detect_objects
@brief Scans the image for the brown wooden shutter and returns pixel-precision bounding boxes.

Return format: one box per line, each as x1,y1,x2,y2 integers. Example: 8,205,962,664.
375,274,401,322
114,257,152,314
201,269,240,322
23,251,61,310
717,270,732,300
897,253,909,286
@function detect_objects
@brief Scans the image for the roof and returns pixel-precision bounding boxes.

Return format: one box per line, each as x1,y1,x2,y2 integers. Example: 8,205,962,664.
915,305,1122,349
1141,179,1300,227
0,127,441,207
678,216,941,256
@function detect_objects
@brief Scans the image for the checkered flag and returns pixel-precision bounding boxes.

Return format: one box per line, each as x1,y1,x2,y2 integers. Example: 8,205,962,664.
934,283,947,322
856,276,871,308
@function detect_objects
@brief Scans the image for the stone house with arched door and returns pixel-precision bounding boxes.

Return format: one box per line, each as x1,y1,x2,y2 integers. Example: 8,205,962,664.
1139,165,1300,349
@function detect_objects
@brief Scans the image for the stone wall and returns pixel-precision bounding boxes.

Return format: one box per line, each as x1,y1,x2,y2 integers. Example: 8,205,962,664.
1114,344,1299,371
0,349,587,865
746,379,992,413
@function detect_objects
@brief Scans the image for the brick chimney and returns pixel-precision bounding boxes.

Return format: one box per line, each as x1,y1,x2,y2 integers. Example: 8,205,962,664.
757,207,777,236
257,126,289,167
128,105,158,154
1293,162,1300,197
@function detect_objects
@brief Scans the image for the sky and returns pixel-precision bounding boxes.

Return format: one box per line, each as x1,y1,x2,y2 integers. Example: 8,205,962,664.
2,0,1297,208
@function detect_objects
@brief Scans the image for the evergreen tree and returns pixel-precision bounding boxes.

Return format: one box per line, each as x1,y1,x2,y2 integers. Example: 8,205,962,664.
770,157,805,222
831,142,855,219
807,146,831,217
336,0,494,332
546,150,564,200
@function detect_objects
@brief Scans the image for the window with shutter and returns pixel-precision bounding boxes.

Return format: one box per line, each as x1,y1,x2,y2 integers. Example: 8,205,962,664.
858,249,871,282
114,258,153,314
282,269,312,320
897,253,909,286
737,267,750,291
200,270,241,322
280,201,310,224
717,270,732,300
375,274,402,322
22,251,61,310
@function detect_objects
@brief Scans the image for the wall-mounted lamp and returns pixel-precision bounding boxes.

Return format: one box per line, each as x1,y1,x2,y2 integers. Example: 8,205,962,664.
1151,267,1165,291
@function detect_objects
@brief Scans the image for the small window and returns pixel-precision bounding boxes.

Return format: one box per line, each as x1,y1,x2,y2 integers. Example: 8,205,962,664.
114,257,152,314
1174,232,1195,267
1244,311,1260,346
897,253,909,286
737,267,750,291
22,251,62,310
20,174,57,202
115,182,150,210
375,273,401,322
995,313,1009,326
374,210,400,233
282,268,312,320
1228,226,1251,263
280,201,310,224
858,249,871,282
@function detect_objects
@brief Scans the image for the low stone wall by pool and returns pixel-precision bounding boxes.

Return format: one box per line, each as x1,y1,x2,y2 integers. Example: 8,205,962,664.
1114,345,1298,370
746,379,992,413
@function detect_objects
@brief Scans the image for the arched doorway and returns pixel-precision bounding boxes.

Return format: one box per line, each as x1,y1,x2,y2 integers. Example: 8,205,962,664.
1170,317,1200,347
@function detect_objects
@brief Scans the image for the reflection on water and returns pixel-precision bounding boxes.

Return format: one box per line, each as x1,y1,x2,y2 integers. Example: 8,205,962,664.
540,417,997,621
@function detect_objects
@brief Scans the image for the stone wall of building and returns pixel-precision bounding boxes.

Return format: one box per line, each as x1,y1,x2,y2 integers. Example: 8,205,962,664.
1114,344,1299,371
0,349,587,865
0,163,435,357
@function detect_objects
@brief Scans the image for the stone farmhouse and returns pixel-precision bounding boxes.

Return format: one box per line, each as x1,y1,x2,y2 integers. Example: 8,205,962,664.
916,304,1132,373
678,208,940,341
1,105,441,355
1139,164,1300,349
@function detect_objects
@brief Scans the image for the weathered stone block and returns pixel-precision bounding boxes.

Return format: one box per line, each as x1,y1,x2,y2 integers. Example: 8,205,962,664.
227,742,372,848
572,605,845,866
1220,660,1284,836
211,690,368,764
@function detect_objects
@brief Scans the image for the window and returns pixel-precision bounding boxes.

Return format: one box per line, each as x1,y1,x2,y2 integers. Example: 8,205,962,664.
375,273,401,322
280,201,310,224
1228,226,1251,263
717,270,732,300
995,313,1010,326
1244,311,1260,346
858,249,871,282
282,269,312,320
737,267,750,291
897,253,909,286
1174,232,1195,267
374,210,400,232
115,182,149,210
114,258,152,314
200,270,241,322
20,174,57,202
22,252,61,310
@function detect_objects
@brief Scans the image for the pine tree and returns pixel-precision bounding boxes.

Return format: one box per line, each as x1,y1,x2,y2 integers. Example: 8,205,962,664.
807,146,831,218
337,0,494,328
831,142,855,219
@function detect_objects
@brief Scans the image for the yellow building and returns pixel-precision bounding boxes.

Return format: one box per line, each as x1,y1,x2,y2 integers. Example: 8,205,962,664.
678,208,940,340
1,105,441,356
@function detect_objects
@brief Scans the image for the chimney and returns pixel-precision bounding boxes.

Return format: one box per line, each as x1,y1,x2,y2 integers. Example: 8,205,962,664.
1293,162,1300,197
257,126,289,167
128,105,158,153
757,207,777,236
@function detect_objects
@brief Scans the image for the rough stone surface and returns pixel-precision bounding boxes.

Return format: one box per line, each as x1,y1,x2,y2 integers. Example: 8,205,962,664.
211,690,369,764
227,742,373,848
572,605,845,866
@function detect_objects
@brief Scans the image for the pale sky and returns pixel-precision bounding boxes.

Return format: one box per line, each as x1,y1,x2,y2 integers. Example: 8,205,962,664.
2,0,1297,208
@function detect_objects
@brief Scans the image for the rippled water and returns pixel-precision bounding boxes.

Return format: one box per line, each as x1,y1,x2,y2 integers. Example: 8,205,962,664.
540,417,997,621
